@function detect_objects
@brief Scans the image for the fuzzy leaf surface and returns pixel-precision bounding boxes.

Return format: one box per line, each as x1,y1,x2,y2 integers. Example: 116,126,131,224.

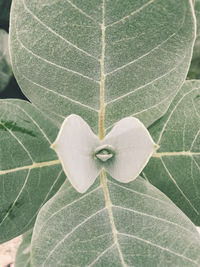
0,99,65,243
144,80,200,225
10,0,196,132
32,177,200,267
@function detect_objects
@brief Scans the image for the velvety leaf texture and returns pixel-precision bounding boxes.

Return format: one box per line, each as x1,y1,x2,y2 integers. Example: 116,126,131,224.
144,80,200,225
7,1,200,266
15,230,32,267
10,0,196,132
32,177,200,267
0,100,65,243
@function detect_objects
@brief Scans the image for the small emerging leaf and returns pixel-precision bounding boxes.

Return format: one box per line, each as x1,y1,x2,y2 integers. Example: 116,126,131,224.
103,117,157,183
51,114,101,194
52,115,156,193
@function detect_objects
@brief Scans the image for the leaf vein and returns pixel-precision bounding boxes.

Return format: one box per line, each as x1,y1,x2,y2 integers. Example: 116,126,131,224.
113,205,195,236
36,186,102,238
106,54,186,105
157,86,200,144
0,121,34,163
17,70,99,113
15,26,99,83
106,15,184,76
0,169,31,227
6,101,52,145
160,158,199,215
105,92,174,132
42,208,106,266
64,0,100,25
0,160,61,175
106,3,186,87
108,180,171,207
100,171,128,267
88,244,116,266
22,0,99,61
118,233,199,265
106,0,157,27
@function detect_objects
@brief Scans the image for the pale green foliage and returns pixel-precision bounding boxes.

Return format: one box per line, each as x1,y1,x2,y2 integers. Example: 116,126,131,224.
15,230,32,267
2,0,200,266
144,80,200,225
0,30,12,92
10,0,195,131
0,99,65,243
32,178,200,267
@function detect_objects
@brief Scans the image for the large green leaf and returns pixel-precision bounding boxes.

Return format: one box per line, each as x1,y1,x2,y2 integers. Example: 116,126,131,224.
0,99,65,243
32,176,200,266
10,0,196,132
188,0,200,79
15,230,32,267
0,30,12,93
143,80,200,225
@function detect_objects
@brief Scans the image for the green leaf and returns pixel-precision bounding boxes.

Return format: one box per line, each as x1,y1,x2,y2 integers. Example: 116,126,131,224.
15,230,32,267
188,0,200,79
143,80,200,225
10,0,196,132
32,176,200,266
0,30,12,93
0,99,65,243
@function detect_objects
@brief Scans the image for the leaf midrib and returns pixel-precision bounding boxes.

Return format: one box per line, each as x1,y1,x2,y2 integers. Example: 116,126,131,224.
97,3,198,265
153,151,200,157
0,159,61,175
98,2,126,266
100,170,127,266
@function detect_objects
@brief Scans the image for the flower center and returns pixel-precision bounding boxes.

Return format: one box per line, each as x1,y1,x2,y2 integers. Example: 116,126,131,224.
95,144,115,162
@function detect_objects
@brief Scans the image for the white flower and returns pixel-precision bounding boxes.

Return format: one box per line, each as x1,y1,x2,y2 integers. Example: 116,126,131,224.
51,115,157,193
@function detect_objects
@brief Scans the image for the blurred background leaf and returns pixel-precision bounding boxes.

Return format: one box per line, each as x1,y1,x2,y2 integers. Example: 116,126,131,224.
0,0,27,100
0,29,12,93
188,0,200,79
0,0,12,31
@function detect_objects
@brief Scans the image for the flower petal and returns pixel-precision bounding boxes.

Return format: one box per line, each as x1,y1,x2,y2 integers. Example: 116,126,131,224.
103,117,156,182
51,115,101,193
